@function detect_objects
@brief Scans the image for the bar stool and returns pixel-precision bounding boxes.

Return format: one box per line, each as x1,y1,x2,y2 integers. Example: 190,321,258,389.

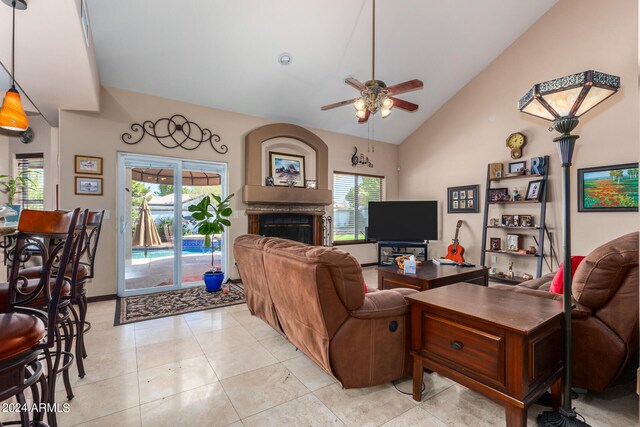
0,208,79,427
68,210,104,377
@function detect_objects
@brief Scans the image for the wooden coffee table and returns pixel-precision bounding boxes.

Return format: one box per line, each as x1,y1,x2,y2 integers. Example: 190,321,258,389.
378,263,488,291
406,283,564,427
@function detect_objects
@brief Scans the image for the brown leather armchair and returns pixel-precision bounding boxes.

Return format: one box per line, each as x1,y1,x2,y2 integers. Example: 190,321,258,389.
234,234,417,388
493,232,639,392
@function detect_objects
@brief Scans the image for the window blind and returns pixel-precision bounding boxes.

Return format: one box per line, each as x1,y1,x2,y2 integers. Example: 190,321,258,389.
333,172,384,243
16,153,44,210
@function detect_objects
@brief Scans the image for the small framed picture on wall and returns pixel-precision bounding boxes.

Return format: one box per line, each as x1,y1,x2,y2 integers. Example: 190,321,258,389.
447,184,480,213
75,155,103,175
75,176,103,196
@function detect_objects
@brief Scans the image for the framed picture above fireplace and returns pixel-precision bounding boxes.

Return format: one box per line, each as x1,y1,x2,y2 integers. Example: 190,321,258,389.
269,152,306,187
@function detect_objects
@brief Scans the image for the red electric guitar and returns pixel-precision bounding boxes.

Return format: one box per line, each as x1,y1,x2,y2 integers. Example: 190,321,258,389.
444,220,465,263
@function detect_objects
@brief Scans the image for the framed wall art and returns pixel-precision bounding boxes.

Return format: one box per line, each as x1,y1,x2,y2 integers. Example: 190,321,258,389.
447,184,480,213
269,152,305,187
75,176,103,196
577,163,638,212
75,155,103,175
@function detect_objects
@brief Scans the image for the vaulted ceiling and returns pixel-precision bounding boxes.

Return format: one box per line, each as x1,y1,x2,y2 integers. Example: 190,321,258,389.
2,0,558,142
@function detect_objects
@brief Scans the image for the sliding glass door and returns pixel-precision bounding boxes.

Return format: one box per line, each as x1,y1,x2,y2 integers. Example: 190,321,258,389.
117,153,228,297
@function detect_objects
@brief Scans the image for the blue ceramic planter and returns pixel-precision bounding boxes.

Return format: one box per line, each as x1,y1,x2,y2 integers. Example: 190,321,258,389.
203,271,224,292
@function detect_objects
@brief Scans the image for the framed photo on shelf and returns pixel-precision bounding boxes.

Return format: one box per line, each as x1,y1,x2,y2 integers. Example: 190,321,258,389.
525,179,544,201
490,238,501,251
447,184,480,213
577,163,638,212
506,234,520,251
519,215,533,227
269,152,305,187
489,163,503,179
508,161,526,174
305,180,317,189
75,155,103,175
501,214,514,227
75,176,103,196
488,187,508,202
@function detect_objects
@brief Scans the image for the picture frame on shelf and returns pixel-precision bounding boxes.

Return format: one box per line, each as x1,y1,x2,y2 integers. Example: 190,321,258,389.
489,163,503,179
519,215,533,227
501,214,514,227
269,152,305,187
508,161,526,174
525,179,544,201
577,163,638,212
75,176,103,196
507,234,520,251
490,238,501,251
447,184,480,213
265,176,275,186
305,180,317,189
75,155,103,175
488,187,508,202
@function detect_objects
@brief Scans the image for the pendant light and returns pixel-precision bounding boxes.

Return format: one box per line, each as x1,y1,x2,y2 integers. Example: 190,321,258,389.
0,0,28,132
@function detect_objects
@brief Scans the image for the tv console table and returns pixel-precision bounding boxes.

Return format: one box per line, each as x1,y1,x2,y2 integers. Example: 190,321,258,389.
406,283,564,427
377,241,428,266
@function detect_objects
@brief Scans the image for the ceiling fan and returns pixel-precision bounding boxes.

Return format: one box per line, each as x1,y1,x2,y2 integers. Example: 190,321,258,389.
321,0,423,123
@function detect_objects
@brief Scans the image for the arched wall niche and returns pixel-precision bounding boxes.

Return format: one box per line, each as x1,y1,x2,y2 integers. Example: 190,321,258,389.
242,123,332,206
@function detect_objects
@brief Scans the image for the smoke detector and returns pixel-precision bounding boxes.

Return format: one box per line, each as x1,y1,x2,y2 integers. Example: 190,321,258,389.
278,53,292,66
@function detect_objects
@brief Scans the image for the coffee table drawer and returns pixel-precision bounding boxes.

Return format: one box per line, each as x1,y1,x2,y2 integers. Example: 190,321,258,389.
423,314,505,386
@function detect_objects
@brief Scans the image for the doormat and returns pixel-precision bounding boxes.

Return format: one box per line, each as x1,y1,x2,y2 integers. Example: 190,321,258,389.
115,283,245,326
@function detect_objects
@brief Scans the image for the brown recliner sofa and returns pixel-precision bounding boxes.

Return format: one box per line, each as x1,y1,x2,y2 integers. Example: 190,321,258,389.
492,232,639,392
234,234,418,388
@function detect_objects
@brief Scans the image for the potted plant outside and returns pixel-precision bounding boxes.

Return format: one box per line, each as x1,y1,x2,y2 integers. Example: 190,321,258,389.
188,192,234,292
0,171,34,224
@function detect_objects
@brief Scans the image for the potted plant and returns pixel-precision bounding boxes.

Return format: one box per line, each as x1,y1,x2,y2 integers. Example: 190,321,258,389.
188,192,234,292
0,171,34,224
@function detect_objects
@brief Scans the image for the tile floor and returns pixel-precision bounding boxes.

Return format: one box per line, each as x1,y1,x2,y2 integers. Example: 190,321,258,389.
7,268,638,426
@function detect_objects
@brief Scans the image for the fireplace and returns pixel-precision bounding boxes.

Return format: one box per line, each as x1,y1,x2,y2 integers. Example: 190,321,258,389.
247,210,324,246
259,214,314,245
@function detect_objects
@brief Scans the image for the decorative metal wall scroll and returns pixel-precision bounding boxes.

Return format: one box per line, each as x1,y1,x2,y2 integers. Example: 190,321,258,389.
121,114,227,154
351,146,373,168
322,215,332,247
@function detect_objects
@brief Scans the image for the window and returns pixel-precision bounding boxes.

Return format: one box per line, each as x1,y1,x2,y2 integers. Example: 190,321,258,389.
16,153,44,210
333,172,384,243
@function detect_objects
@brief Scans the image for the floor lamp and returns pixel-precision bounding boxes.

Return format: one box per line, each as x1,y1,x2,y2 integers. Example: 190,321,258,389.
518,70,620,427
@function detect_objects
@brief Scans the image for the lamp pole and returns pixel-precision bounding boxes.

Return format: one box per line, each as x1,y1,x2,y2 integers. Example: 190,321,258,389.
553,117,579,415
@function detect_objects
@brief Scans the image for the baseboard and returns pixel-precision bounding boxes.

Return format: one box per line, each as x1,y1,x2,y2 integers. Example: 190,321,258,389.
87,294,117,303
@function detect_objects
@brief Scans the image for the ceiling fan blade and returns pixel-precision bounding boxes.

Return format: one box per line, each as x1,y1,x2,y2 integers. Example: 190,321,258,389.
358,110,370,124
345,77,366,91
321,98,359,111
387,79,424,96
390,97,419,112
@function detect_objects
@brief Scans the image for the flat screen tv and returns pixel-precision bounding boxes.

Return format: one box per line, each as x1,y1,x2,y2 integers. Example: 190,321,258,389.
368,201,438,242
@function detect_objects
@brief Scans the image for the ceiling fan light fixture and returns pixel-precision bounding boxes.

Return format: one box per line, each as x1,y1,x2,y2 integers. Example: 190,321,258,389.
356,109,367,119
354,98,366,111
380,107,391,118
382,97,393,109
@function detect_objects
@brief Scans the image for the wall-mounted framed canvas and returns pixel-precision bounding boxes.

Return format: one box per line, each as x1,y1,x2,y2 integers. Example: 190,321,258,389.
75,176,103,196
577,163,638,212
447,184,480,213
269,152,305,187
75,155,103,175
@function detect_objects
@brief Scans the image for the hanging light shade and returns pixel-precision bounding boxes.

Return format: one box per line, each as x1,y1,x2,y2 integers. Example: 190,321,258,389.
0,0,29,132
518,70,619,122
0,87,28,131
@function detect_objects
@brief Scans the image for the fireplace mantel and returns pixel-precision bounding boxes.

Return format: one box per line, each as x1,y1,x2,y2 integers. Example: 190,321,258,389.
242,185,331,206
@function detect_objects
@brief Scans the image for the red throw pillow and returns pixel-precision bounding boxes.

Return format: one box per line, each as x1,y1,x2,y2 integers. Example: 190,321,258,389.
549,256,585,294
363,281,368,294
